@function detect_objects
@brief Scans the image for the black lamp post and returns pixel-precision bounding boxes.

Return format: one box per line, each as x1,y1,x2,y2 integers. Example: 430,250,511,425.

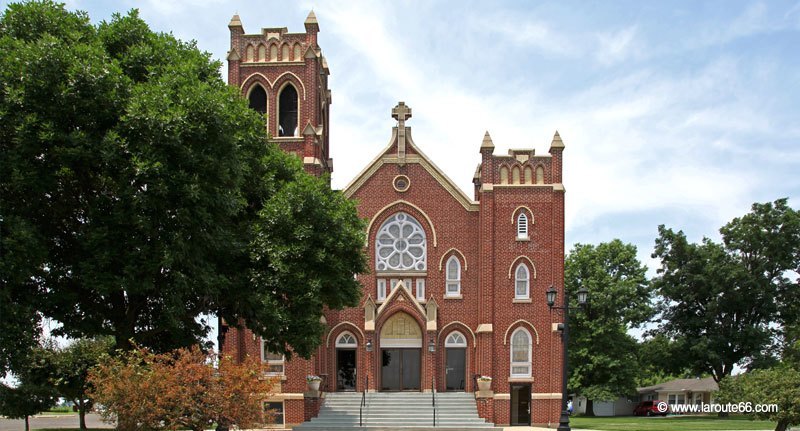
546,285,588,431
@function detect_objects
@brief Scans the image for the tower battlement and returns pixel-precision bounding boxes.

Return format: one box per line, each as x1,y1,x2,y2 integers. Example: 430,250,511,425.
227,11,331,177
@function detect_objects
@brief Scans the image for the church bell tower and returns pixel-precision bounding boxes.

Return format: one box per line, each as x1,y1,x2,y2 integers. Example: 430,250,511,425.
226,11,332,178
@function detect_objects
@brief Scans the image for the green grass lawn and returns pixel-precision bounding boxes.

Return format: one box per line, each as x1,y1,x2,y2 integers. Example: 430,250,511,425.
570,415,776,431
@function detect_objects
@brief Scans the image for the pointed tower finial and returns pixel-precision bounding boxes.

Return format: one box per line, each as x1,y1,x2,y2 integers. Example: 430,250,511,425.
481,131,494,149
228,13,243,28
550,130,565,149
305,10,318,25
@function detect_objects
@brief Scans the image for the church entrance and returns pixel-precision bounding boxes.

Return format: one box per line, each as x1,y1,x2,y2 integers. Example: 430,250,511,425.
445,348,466,391
444,331,468,391
379,312,422,391
380,349,420,391
336,349,357,391
510,383,532,426
335,332,358,391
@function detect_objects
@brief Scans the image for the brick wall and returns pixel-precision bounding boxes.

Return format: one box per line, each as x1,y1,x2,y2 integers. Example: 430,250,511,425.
224,12,565,428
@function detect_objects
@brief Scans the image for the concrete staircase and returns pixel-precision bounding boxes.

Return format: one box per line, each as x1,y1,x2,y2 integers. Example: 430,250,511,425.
294,391,494,430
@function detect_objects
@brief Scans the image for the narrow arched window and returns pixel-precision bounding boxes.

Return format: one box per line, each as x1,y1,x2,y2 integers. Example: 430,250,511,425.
248,84,267,115
510,328,532,377
446,256,461,297
269,44,278,61
515,264,529,299
278,84,298,137
517,213,528,239
524,166,533,184
512,166,521,184
246,45,254,62
281,44,290,61
293,43,302,61
536,166,544,184
258,44,266,61
499,166,509,184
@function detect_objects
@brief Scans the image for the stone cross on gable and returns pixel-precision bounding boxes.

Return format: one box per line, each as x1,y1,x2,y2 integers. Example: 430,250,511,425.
392,102,412,164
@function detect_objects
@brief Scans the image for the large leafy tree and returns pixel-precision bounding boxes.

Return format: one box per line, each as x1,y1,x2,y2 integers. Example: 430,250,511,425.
652,199,800,383
0,0,367,370
565,240,652,414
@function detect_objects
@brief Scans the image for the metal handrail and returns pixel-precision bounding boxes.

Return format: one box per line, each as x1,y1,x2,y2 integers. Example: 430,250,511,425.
432,376,436,427
359,375,368,427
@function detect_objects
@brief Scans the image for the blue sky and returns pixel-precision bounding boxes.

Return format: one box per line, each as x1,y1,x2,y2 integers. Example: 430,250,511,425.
11,0,795,268
2,0,799,349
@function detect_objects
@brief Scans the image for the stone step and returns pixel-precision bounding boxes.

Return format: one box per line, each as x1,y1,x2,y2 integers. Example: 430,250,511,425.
294,391,493,431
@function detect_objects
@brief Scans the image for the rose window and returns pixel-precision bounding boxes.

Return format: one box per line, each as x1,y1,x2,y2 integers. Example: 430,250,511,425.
375,212,427,271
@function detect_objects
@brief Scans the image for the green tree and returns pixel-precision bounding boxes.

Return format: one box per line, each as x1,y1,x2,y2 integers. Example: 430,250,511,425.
29,338,114,430
0,0,367,365
652,199,800,383
0,347,57,431
636,334,693,387
717,365,800,431
565,240,652,415
0,383,56,431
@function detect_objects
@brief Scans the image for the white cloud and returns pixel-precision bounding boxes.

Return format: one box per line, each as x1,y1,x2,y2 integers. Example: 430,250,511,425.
35,0,797,254
307,2,797,245
595,25,639,66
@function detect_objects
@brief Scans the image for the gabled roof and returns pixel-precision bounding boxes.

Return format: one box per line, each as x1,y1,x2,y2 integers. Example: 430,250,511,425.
638,377,718,394
343,127,479,211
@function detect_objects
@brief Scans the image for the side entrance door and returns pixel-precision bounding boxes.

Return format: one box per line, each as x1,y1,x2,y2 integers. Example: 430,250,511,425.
445,348,466,391
510,383,531,426
336,349,357,391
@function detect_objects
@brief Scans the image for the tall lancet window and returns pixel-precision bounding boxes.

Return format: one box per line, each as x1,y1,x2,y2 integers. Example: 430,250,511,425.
278,84,298,137
446,256,461,297
248,84,267,115
375,212,427,271
515,264,530,300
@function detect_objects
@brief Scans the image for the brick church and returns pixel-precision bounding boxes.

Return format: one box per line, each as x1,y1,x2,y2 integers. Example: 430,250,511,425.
221,11,567,428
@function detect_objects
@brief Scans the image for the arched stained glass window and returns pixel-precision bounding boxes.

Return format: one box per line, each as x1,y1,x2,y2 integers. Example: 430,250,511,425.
510,328,532,377
375,212,427,271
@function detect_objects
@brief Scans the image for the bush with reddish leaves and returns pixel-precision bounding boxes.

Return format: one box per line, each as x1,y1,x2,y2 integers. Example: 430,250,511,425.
88,346,275,431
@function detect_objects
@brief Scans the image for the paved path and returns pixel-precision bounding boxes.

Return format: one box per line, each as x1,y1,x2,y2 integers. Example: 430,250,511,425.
0,413,113,430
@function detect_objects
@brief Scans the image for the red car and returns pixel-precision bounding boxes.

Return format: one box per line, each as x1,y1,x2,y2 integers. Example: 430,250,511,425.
633,400,670,416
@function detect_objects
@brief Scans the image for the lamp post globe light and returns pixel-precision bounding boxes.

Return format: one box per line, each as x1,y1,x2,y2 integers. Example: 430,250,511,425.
546,285,588,431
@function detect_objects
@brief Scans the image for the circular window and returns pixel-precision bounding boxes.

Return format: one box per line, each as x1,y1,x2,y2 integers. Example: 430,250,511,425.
393,175,410,192
375,212,427,271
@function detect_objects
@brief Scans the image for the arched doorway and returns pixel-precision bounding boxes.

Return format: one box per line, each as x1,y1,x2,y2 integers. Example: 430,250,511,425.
335,332,357,391
379,312,422,391
444,331,467,391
